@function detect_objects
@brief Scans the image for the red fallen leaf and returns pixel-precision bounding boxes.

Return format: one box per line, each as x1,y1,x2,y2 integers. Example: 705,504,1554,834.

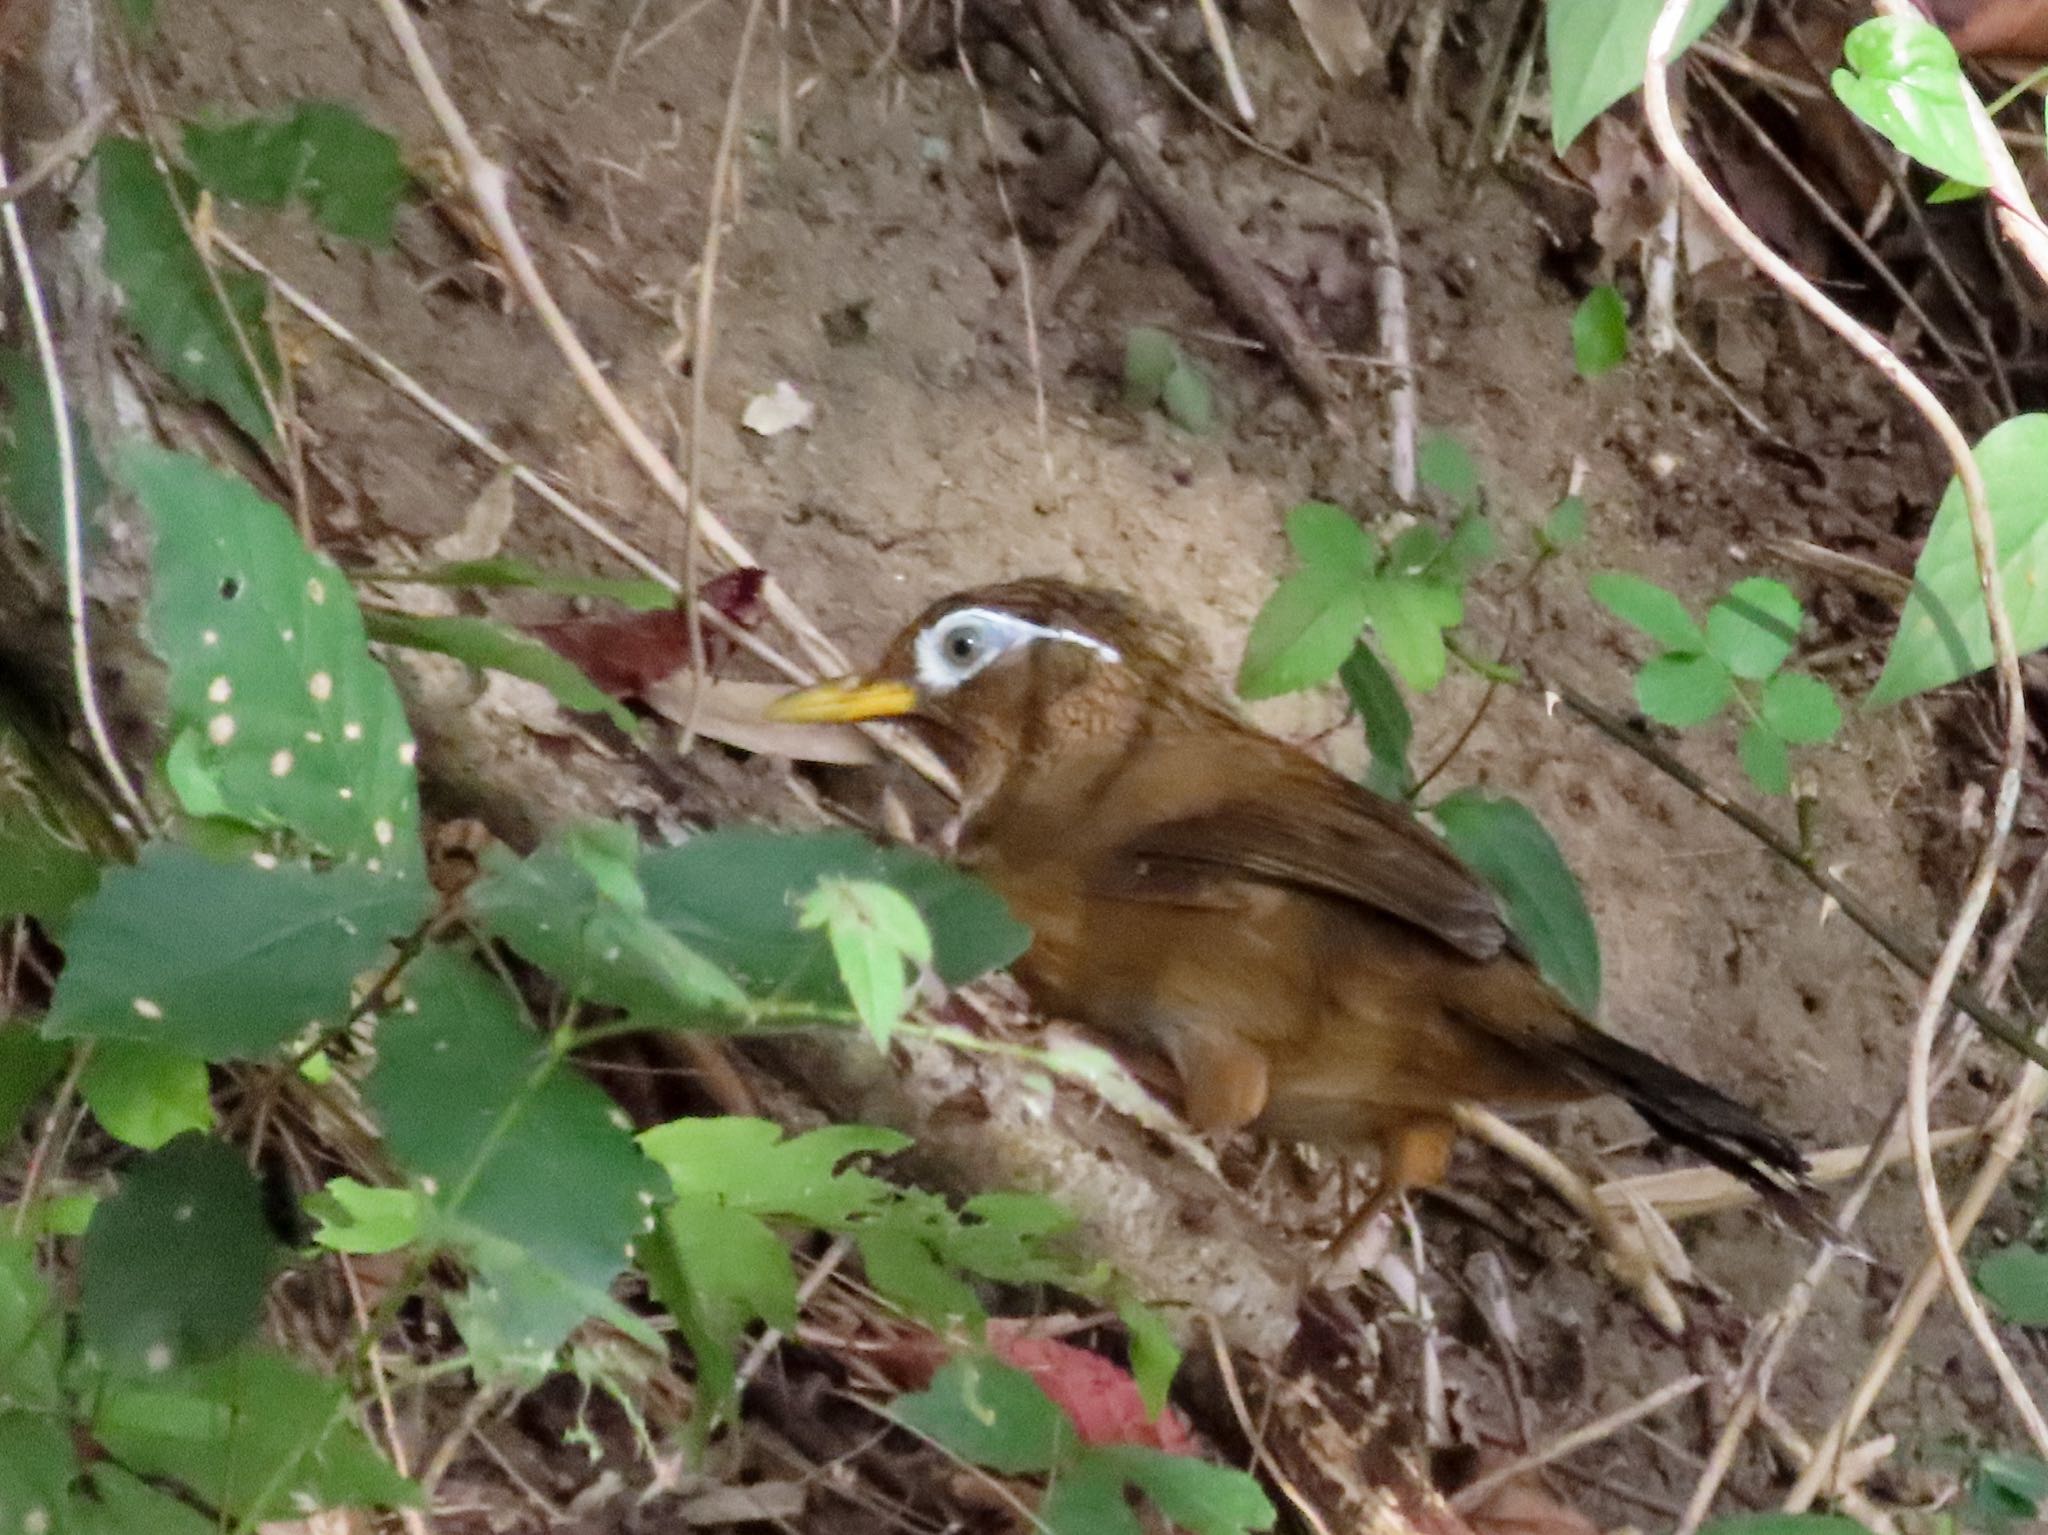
988,1320,1197,1454
528,568,767,699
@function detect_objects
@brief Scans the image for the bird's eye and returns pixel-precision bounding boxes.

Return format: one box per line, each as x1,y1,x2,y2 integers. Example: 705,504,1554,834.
942,622,983,667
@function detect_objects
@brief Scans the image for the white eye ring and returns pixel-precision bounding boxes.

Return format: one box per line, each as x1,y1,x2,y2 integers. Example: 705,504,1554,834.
911,606,1120,694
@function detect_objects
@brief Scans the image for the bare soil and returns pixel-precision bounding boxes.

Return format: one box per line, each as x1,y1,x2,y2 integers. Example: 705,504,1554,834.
142,0,2048,1524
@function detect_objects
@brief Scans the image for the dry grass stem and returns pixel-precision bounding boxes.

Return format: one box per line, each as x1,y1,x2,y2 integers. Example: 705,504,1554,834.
1451,1372,1705,1512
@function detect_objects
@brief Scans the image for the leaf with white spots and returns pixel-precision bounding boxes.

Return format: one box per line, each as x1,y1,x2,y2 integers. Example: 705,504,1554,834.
89,1348,418,1521
128,445,421,872
79,1132,279,1371
363,948,664,1376
43,841,427,1059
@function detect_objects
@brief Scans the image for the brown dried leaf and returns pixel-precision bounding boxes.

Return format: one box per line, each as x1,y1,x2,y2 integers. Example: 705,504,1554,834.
640,675,879,764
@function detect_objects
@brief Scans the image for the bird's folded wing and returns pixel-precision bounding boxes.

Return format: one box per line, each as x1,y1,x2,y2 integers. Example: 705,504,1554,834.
1093,758,1509,962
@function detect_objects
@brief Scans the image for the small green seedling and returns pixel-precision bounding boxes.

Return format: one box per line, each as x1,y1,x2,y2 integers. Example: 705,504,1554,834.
1122,326,1215,434
1590,571,1842,795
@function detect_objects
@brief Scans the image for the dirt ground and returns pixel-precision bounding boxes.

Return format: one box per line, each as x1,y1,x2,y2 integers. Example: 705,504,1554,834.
143,0,2048,1523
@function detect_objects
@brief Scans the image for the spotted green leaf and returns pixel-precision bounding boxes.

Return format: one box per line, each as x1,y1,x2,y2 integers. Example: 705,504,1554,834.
131,445,421,871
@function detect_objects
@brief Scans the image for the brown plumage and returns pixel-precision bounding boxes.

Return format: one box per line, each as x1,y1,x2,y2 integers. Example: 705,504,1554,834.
770,577,1811,1233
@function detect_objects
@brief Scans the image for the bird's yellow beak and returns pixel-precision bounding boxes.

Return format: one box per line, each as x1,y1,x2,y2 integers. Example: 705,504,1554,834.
763,676,919,723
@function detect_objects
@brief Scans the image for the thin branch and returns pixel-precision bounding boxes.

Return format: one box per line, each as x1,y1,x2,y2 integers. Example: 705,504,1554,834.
0,142,152,832
1645,0,2042,1483
1451,1373,1705,1512
0,103,114,207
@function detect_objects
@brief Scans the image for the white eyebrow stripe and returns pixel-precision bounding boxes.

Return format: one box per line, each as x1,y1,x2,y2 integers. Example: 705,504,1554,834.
912,606,1122,692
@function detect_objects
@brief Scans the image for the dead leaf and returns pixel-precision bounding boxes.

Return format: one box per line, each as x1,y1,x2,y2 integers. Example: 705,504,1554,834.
528,568,767,698
431,469,517,563
987,1320,1199,1454
1459,1470,1601,1535
640,674,878,764
1286,0,1378,80
675,1482,809,1524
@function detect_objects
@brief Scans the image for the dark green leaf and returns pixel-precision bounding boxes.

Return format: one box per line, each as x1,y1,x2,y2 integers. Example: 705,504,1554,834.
0,1235,64,1412
365,948,662,1368
1572,285,1628,377
891,1355,1073,1475
1634,651,1733,727
91,1348,418,1519
132,445,422,868
0,345,109,554
44,842,425,1057
1160,362,1215,434
0,1029,66,1142
69,1464,220,1535
1123,328,1178,411
363,610,638,734
1588,571,1704,651
1237,569,1369,700
1339,642,1413,799
1090,1445,1277,1535
1118,1297,1181,1419
1759,672,1841,744
636,828,1030,1004
1042,1458,1142,1535
1971,1453,2048,1529
184,103,410,243
1831,17,1992,188
97,137,278,443
0,1414,75,1535
387,556,674,612
1737,723,1791,796
1284,501,1373,574
79,1040,214,1148
80,1133,278,1369
1870,414,2048,706
1432,514,1497,582
1548,0,1732,152
1705,577,1802,680
1978,1243,2048,1325
1417,433,1479,510
470,830,750,1026
1432,790,1601,1013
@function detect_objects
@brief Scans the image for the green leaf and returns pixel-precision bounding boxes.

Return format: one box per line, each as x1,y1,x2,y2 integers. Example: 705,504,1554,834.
306,1178,422,1254
80,1132,279,1370
638,1118,908,1225
1043,1458,1143,1535
80,1040,214,1148
1237,569,1369,700
0,1235,65,1411
1759,672,1841,744
0,345,109,554
1548,0,1731,152
892,1355,1073,1475
1432,514,1497,582
1870,414,2048,706
131,445,423,867
1972,1453,2048,1529
0,1029,66,1141
798,877,934,1048
1978,1243,2048,1325
1588,571,1705,651
1160,362,1215,434
642,1196,794,1414
44,842,426,1058
1123,328,1179,411
1541,495,1589,552
1831,17,1992,189
389,556,674,612
1737,722,1791,796
1089,1445,1277,1535
1284,501,1373,574
1705,577,1802,680
1634,651,1733,727
91,1348,418,1520
1117,1297,1182,1420
1572,285,1628,377
1418,432,1479,510
184,102,410,243
96,137,278,443
362,610,638,734
69,1464,220,1535
1359,574,1462,692
469,829,751,1027
1927,177,1984,204
0,1414,75,1535
1431,790,1601,1013
1339,642,1413,800
365,948,663,1368
636,828,1031,1004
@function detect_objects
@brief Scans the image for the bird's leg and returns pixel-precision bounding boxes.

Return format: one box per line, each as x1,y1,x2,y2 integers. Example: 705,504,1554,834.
1319,1116,1454,1276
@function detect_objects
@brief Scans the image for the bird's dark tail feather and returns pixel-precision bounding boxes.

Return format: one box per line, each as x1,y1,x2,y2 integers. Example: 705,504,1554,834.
1567,1029,1834,1240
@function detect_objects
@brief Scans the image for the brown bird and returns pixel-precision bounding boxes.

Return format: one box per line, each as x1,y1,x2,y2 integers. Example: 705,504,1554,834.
768,577,1811,1243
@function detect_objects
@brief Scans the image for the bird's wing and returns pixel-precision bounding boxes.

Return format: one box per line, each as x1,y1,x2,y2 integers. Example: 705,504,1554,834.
1088,738,1509,962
